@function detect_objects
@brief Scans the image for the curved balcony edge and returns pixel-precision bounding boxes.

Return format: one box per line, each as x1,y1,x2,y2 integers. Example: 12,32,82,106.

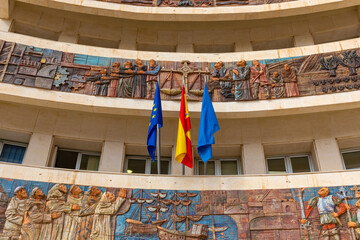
2,82,360,118
14,0,360,22
1,32,359,62
0,162,359,190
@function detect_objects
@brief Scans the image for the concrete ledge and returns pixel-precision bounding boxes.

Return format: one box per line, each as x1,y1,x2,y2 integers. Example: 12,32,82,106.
1,32,360,62
0,162,359,190
14,0,360,22
2,82,360,119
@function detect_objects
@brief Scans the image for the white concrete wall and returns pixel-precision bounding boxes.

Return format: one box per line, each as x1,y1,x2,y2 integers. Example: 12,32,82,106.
2,3,360,53
313,138,344,171
1,97,359,175
0,162,360,190
10,0,360,22
99,141,125,172
22,133,53,166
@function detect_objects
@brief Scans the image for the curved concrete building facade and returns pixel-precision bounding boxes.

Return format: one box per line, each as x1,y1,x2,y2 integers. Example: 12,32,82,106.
0,0,360,239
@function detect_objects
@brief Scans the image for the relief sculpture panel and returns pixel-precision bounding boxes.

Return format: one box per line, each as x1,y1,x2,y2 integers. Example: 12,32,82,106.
0,178,360,239
1,39,360,103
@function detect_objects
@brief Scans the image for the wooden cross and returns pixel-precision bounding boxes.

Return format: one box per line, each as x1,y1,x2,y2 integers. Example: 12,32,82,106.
160,60,209,95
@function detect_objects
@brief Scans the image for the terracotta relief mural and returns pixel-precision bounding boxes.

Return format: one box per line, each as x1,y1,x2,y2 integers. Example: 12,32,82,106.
1,39,360,103
0,178,360,239
96,0,295,8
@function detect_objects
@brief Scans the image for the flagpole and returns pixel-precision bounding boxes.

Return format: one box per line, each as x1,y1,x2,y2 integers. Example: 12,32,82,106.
203,75,208,176
157,124,161,174
156,74,161,175
182,75,185,176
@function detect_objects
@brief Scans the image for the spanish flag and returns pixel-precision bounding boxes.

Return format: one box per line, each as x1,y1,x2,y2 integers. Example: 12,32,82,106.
175,86,193,168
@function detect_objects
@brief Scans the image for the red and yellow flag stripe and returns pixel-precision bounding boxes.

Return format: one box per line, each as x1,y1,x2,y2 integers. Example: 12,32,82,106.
175,86,193,168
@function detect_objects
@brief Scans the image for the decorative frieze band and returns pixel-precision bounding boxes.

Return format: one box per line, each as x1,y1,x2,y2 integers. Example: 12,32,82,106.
0,39,359,103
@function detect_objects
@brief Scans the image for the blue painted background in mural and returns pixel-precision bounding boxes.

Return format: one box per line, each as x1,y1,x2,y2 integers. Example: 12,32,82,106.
0,178,238,239
1,176,360,239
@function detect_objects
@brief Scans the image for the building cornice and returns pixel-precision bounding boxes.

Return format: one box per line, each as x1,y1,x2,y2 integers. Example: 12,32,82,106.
0,162,359,190
14,0,360,22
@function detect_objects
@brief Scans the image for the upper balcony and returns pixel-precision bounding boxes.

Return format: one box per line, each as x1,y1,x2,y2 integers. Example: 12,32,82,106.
1,31,360,119
1,0,360,54
1,0,359,22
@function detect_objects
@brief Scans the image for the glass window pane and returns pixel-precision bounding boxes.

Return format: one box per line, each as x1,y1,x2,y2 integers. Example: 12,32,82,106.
343,151,360,170
150,160,170,174
55,150,78,169
80,154,100,171
291,156,311,173
127,159,146,174
267,158,286,174
0,144,26,164
198,161,215,175
221,160,238,175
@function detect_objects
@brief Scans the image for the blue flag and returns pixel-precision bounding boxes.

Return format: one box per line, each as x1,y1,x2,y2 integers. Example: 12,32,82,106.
197,84,220,163
147,82,163,161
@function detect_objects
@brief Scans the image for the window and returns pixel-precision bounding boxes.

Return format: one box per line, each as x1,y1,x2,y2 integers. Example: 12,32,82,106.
196,159,241,176
124,156,170,174
266,154,314,174
341,149,360,170
0,140,27,164
55,149,100,171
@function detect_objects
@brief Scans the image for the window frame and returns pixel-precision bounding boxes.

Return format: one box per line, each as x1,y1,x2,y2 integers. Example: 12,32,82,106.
340,148,360,170
195,158,242,176
124,155,171,174
0,140,28,163
55,148,101,171
266,153,314,174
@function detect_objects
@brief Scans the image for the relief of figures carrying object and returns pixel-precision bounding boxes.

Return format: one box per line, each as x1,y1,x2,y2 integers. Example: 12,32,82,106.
2,40,360,104
1,177,360,239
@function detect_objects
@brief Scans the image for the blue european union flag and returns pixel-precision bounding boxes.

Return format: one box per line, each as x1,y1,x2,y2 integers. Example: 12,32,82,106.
197,83,220,163
147,82,163,161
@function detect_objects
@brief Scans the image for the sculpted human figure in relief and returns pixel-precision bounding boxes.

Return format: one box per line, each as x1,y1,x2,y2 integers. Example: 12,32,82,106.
281,64,299,97
117,61,135,98
95,69,110,96
301,187,346,240
1,186,28,238
75,186,102,240
232,60,252,101
61,185,83,240
20,187,52,240
211,61,233,99
107,62,121,97
270,72,285,98
345,198,360,238
46,184,67,240
250,60,271,99
89,189,127,240
146,59,161,99
132,59,147,98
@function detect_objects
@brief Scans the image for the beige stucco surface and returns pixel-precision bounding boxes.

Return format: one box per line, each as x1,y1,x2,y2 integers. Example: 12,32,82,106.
1,32,359,61
4,2,360,53
11,0,360,22
0,162,358,190
1,2,360,188
2,83,360,119
1,95,359,175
